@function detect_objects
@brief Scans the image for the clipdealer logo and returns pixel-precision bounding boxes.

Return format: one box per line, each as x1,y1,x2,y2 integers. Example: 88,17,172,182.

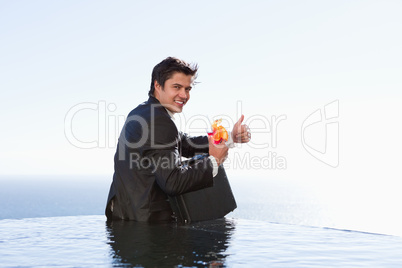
63,100,288,170
301,100,339,167
64,101,125,149
64,100,339,169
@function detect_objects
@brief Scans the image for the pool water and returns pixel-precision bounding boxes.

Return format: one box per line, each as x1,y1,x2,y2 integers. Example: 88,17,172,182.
1,215,402,267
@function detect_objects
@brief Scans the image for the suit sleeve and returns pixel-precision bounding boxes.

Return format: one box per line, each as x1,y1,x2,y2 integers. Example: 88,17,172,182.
142,115,214,196
180,132,209,158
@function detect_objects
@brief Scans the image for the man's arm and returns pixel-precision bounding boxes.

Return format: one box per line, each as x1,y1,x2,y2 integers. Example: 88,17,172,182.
145,148,214,196
179,132,209,158
141,113,214,196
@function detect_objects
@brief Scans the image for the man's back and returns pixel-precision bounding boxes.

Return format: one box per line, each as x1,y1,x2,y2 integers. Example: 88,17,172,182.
106,96,213,222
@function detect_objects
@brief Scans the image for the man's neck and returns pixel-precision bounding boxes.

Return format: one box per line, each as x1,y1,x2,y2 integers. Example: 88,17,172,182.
149,95,175,119
165,108,175,119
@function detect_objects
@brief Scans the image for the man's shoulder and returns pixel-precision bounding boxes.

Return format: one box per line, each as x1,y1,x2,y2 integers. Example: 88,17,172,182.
128,97,170,122
123,97,178,146
125,97,176,139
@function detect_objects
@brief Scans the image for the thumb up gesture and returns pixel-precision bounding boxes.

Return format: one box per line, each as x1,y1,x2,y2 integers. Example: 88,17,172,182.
232,115,251,143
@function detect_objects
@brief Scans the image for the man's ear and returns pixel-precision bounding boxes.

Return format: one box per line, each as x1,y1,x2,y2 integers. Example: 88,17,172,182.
154,80,164,98
153,81,161,98
154,80,162,91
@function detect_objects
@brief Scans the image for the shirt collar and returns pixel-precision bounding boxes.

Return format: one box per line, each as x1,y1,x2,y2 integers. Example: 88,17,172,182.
148,96,175,120
165,108,175,120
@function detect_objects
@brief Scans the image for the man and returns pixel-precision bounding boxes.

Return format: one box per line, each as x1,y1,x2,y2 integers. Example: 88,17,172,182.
105,57,250,222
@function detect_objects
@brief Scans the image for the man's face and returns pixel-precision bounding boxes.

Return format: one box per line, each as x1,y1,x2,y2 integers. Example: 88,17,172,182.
154,72,193,113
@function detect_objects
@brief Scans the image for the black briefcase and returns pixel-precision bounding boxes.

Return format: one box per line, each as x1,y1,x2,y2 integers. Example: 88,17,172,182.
169,164,237,223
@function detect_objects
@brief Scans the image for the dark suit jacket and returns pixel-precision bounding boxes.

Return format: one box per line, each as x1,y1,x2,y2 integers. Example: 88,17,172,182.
106,96,214,222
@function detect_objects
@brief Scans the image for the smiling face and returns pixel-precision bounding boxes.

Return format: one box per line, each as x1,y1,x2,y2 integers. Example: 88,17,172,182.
154,72,193,113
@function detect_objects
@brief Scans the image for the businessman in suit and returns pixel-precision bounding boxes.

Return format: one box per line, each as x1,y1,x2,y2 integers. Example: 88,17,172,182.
105,57,250,222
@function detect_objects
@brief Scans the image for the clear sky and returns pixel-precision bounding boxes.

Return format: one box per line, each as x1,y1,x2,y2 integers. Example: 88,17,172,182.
1,0,401,234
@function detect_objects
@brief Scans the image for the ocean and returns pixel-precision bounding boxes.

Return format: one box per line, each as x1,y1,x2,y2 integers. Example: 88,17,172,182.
1,175,402,267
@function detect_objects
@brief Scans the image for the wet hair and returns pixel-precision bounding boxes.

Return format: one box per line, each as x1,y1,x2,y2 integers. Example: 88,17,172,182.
148,57,198,97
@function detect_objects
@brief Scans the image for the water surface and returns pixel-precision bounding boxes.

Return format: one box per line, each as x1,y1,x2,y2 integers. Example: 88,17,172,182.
1,215,402,267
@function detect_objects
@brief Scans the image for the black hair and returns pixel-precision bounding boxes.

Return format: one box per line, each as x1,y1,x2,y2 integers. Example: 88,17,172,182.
148,57,198,97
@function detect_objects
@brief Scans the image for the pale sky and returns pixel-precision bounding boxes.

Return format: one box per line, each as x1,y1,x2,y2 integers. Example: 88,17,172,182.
1,0,402,234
